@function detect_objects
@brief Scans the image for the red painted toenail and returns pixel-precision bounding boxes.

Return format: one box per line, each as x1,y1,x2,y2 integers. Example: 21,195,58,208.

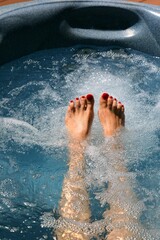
76,98,79,100
86,94,93,101
102,93,109,100
122,105,124,107
113,98,117,101
109,96,113,99
70,100,73,103
81,96,85,98
118,102,122,104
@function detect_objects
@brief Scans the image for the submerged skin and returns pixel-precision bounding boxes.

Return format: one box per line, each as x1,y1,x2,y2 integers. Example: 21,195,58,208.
56,93,139,240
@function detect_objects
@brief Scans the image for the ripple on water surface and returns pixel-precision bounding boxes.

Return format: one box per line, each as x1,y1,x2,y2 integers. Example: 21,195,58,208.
0,46,160,239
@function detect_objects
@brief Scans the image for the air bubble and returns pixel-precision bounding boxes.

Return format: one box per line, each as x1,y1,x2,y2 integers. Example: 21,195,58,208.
0,47,160,239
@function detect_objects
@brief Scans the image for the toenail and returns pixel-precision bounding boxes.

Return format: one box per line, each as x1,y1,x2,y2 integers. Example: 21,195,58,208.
109,96,113,99
113,98,117,101
102,93,109,100
81,96,85,98
70,100,74,103
118,102,122,105
86,94,93,101
76,98,79,100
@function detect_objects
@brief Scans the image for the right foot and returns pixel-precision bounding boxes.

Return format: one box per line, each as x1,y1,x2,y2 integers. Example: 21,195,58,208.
98,93,125,137
65,94,94,141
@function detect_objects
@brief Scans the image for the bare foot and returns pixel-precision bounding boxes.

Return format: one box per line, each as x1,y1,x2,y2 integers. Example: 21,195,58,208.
98,93,125,136
65,94,94,141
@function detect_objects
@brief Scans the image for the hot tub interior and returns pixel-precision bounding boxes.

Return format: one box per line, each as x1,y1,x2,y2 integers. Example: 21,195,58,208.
0,1,160,240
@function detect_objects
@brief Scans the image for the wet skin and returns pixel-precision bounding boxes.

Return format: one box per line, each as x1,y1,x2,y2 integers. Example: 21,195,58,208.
56,93,140,240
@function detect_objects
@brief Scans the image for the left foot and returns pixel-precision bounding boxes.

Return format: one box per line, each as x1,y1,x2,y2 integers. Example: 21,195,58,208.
98,93,125,136
65,94,94,141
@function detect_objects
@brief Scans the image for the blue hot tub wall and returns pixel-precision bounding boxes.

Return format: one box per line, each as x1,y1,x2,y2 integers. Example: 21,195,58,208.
0,0,160,65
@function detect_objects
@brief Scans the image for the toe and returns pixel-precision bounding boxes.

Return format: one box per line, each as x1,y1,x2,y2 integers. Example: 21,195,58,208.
69,100,75,112
99,92,109,107
121,105,125,126
86,94,94,110
80,96,87,110
65,100,75,122
112,98,117,113
107,96,113,110
117,101,122,117
75,97,80,110
117,101,125,126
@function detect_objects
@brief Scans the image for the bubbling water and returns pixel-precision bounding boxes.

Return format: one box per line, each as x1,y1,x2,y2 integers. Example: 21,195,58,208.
0,46,160,239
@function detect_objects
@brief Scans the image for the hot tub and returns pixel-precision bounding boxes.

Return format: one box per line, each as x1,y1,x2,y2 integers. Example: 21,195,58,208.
0,1,160,240
0,0,160,65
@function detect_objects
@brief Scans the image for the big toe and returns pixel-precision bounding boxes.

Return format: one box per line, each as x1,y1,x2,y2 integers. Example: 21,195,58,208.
86,94,94,111
99,92,109,108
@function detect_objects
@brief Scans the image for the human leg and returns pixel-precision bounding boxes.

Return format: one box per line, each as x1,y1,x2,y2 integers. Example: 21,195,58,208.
98,93,140,240
56,94,94,240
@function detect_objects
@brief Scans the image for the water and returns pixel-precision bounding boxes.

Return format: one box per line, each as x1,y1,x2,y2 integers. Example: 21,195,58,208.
0,46,160,239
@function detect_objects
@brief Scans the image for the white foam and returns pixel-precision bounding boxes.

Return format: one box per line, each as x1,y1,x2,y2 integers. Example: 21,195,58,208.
0,117,38,132
0,47,160,239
